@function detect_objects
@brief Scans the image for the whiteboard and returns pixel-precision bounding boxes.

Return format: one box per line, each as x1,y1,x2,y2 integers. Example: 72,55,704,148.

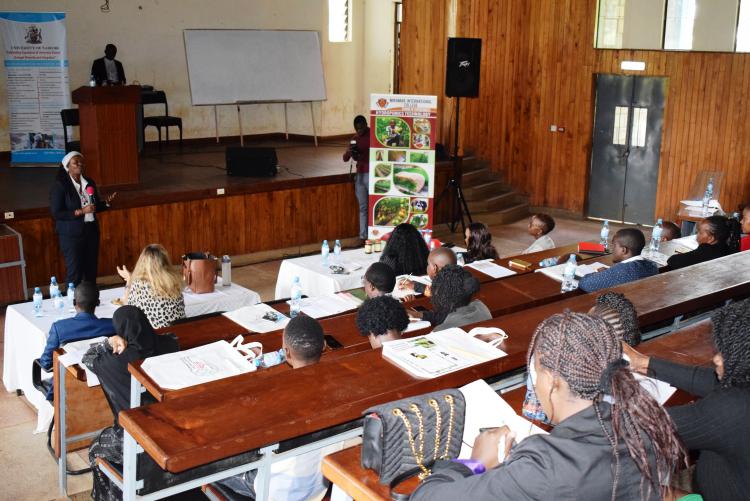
184,29,327,105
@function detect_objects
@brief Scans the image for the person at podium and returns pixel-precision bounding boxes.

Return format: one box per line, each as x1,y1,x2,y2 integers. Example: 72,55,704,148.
91,43,126,85
49,151,116,285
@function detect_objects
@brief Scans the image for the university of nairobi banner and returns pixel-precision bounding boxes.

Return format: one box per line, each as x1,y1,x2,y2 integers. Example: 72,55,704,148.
368,94,438,240
0,12,70,164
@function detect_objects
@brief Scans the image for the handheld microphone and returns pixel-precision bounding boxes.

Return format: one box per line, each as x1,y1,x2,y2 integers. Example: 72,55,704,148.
85,185,96,206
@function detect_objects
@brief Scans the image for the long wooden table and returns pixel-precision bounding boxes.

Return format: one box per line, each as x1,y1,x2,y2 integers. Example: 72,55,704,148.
320,319,715,501
119,252,750,477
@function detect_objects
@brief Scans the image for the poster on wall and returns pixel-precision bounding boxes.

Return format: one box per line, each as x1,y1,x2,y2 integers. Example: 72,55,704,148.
0,12,70,164
368,93,438,240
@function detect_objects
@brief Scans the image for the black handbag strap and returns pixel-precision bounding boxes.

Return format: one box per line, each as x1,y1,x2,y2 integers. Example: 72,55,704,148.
388,460,436,501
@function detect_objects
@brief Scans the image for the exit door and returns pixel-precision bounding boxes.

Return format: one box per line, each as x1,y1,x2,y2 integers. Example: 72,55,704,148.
587,74,667,224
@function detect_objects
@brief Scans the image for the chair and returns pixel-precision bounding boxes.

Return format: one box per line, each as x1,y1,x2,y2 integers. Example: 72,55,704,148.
142,90,183,150
60,108,80,153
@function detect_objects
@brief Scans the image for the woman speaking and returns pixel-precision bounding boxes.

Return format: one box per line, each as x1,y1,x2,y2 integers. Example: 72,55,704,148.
49,151,116,285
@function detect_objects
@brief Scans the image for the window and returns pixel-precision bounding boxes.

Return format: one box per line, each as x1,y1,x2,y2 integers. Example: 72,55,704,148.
596,0,626,48
329,0,352,43
664,0,696,50
613,106,629,145
630,108,648,147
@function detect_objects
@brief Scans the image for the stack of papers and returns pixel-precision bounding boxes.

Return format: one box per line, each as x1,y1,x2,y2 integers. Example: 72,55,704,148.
223,304,289,333
382,327,507,379
465,260,517,279
392,274,431,299
535,262,608,283
298,293,362,318
458,380,548,461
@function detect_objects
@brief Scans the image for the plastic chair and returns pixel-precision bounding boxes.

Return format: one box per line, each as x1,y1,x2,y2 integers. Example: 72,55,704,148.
60,108,80,153
142,90,183,150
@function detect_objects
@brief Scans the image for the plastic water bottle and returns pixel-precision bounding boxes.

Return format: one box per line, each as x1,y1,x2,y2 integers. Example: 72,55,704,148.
539,257,559,268
254,349,287,369
49,276,59,298
89,74,96,87
321,240,330,266
53,290,65,317
221,255,232,286
561,254,578,293
702,177,714,215
456,253,465,266
67,282,76,312
649,218,663,253
33,287,43,317
599,220,610,250
429,240,436,251
333,239,342,263
290,276,302,317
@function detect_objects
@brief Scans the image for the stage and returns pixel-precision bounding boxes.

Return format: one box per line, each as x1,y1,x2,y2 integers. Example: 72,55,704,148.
1,138,450,301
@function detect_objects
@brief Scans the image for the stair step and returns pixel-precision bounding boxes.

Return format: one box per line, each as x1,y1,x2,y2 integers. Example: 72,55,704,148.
467,191,522,212
462,167,493,185
469,202,530,225
463,180,508,199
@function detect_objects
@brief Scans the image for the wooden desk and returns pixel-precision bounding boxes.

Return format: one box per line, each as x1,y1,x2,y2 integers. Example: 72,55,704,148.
321,320,715,501
119,251,750,475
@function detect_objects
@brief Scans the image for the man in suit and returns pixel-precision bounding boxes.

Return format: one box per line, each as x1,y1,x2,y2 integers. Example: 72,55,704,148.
579,228,658,293
91,44,126,85
39,282,115,400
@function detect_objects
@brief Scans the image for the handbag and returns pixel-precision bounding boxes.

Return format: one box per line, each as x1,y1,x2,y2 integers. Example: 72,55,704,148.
361,389,466,488
182,252,217,294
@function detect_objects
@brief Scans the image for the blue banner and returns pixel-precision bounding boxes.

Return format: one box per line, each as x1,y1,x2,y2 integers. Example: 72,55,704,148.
0,12,70,164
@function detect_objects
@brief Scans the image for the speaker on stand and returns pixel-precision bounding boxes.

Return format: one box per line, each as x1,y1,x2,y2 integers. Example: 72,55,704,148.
436,37,482,233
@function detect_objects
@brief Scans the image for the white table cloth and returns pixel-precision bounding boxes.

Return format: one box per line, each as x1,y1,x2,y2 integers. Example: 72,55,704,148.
2,281,260,432
274,248,382,299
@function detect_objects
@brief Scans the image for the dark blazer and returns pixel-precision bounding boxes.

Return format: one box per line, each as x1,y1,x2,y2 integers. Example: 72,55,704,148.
91,57,126,85
649,358,750,501
411,403,660,501
578,257,658,293
665,242,729,271
49,167,108,236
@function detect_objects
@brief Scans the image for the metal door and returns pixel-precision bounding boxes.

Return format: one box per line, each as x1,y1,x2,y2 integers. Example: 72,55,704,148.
587,74,667,224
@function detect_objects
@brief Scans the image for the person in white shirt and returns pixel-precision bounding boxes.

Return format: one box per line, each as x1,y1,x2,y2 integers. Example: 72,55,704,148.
523,213,556,254
91,44,126,85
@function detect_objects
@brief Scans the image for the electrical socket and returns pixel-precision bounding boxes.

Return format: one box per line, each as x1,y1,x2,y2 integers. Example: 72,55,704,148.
4,211,14,219
216,188,225,195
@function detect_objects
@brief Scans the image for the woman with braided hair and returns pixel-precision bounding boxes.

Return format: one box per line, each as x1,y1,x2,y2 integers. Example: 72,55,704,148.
665,215,741,270
624,298,750,500
411,312,684,501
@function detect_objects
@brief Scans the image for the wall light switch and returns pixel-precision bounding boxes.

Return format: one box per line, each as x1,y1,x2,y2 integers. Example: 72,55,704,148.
558,127,565,133
4,211,14,220
550,125,557,132
216,188,225,195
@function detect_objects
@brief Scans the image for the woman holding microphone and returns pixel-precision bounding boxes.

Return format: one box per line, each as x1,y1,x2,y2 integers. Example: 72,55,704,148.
49,151,116,285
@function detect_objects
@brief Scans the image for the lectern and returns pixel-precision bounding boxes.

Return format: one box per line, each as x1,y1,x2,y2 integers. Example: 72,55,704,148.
72,85,140,188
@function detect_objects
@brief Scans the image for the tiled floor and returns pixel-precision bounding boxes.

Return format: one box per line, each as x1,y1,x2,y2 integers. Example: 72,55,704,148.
0,214,619,500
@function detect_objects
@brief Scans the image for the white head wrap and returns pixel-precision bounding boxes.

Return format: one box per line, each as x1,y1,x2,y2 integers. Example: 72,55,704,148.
61,151,82,171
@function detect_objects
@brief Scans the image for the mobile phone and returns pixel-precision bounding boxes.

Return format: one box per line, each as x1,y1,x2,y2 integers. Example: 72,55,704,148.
324,334,343,350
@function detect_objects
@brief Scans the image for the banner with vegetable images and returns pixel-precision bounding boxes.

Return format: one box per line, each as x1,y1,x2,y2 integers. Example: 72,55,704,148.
368,94,437,240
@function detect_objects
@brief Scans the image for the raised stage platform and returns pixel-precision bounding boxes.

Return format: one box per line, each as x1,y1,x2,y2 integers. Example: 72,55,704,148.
1,139,450,301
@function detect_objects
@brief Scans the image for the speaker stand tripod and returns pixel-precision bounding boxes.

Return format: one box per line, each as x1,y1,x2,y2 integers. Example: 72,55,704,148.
435,96,473,233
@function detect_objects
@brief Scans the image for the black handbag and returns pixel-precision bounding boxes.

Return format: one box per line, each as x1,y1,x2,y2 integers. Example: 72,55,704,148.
361,389,466,488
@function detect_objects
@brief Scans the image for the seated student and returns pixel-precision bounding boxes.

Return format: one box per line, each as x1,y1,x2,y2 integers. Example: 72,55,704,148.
362,262,397,298
356,295,410,348
740,204,750,252
522,213,556,254
464,222,499,263
411,312,684,501
666,215,741,271
624,299,750,501
215,316,332,500
661,220,682,241
84,306,178,501
578,228,657,293
398,247,457,296
523,291,640,422
379,223,430,276
408,265,491,331
39,282,115,400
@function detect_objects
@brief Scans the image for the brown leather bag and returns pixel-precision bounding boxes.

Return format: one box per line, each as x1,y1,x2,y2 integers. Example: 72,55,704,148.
182,252,217,294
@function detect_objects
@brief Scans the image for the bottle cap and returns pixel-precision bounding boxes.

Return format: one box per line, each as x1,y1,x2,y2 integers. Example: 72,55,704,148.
35,287,41,292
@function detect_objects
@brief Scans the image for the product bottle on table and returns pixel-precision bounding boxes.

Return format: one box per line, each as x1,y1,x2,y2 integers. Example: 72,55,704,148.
702,177,714,215
254,349,286,368
333,239,342,263
649,218,663,253
49,276,59,298
539,256,560,268
599,220,610,250
53,290,65,317
561,254,578,293
221,255,232,286
33,287,43,317
67,282,75,312
321,240,330,266
290,276,302,317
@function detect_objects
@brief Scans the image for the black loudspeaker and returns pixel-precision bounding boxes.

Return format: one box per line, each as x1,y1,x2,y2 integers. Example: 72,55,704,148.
445,38,482,98
225,147,278,177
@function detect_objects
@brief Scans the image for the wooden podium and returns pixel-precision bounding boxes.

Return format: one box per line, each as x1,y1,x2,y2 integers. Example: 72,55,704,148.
72,85,141,188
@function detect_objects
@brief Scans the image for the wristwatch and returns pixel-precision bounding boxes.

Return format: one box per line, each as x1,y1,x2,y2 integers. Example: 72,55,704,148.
451,458,486,474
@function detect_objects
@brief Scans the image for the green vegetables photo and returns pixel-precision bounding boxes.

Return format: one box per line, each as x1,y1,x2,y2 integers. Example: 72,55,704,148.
374,163,391,177
375,116,410,148
409,152,429,163
393,165,429,196
374,179,391,193
373,197,410,226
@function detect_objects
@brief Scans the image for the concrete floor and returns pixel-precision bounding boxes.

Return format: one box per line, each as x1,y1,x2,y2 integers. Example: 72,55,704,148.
0,214,621,500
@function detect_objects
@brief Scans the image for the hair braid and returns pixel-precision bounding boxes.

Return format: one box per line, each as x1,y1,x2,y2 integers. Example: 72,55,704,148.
711,298,750,388
528,312,686,501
